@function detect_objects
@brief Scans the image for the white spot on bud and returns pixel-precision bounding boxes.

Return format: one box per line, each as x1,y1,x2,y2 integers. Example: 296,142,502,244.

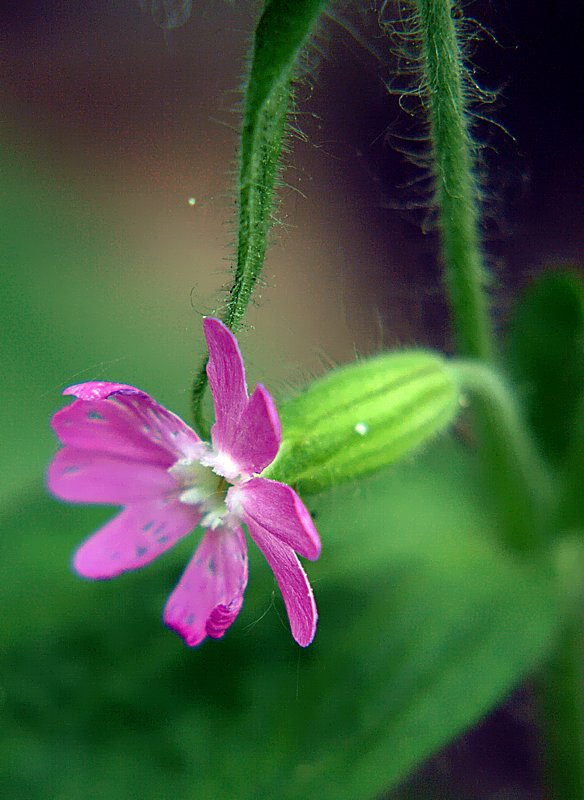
354,422,368,436
458,393,470,408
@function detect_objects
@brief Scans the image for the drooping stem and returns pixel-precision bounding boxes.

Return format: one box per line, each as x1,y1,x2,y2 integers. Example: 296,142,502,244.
450,360,553,552
190,0,328,437
413,3,584,794
411,0,550,555
414,0,495,362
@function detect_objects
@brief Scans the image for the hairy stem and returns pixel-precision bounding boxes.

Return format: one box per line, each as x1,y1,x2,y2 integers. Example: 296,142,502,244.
414,3,584,793
191,0,328,436
414,0,495,361
412,0,551,555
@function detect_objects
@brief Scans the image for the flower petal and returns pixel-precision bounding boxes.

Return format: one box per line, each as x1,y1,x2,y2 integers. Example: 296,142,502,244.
52,400,170,466
230,477,321,560
246,519,318,647
56,383,203,463
164,526,248,646
48,448,176,504
227,385,281,476
204,318,248,454
73,499,199,579
64,382,147,400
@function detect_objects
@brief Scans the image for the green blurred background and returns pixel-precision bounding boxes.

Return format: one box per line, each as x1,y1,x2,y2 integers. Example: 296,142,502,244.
1,1,581,798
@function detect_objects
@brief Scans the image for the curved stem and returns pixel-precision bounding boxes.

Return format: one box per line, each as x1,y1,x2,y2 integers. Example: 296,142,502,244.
190,0,328,436
413,1,554,553
450,360,553,553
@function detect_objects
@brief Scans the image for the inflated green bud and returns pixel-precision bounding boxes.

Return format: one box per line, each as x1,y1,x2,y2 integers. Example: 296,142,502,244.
264,350,460,493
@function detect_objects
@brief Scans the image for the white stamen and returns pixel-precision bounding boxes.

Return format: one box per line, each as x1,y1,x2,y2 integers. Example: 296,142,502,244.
200,450,241,482
169,455,235,529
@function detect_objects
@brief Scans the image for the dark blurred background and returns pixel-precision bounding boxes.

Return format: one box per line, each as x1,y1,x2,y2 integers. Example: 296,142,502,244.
1,1,582,798
2,0,582,359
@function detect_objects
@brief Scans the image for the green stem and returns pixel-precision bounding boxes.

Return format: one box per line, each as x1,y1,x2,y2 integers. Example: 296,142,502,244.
413,1,549,552
414,0,495,362
537,616,584,799
191,355,211,441
190,0,328,437
413,4,584,792
450,361,553,552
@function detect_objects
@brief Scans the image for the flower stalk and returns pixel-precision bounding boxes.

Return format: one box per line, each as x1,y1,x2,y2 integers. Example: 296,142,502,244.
449,360,553,552
412,0,552,556
413,1,584,794
413,0,495,363
191,0,328,437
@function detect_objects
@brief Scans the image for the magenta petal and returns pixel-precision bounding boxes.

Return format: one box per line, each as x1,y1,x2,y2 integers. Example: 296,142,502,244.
228,385,281,475
56,385,202,463
164,526,248,647
48,448,176,504
230,477,321,560
246,519,318,647
73,499,198,579
204,318,248,454
52,399,173,466
64,382,147,400
112,394,203,461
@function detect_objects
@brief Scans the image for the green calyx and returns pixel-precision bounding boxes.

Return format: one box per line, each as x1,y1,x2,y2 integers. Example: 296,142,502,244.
263,350,460,494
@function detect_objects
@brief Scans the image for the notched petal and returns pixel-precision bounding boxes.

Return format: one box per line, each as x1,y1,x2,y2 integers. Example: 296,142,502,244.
206,596,244,639
163,526,248,647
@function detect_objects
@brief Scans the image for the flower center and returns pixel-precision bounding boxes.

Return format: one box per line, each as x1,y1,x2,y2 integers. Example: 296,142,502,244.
168,458,230,529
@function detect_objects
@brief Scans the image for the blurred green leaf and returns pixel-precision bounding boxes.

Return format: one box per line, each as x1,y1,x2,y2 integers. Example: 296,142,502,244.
1,439,560,799
506,268,584,464
558,393,584,530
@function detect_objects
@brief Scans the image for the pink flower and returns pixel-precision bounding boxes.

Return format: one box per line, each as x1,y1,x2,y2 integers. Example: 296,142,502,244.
48,318,320,647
